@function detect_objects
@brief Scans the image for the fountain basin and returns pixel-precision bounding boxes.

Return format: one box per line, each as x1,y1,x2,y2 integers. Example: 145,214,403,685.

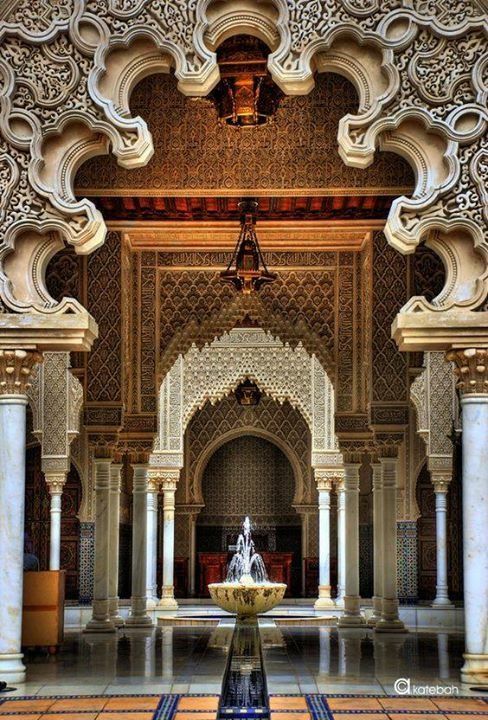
208,582,286,618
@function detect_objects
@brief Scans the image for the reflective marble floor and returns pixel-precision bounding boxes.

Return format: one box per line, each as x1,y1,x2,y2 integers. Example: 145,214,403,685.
6,624,478,698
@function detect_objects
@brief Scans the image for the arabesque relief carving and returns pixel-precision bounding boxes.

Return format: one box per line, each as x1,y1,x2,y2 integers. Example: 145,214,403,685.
151,327,342,473
0,0,486,328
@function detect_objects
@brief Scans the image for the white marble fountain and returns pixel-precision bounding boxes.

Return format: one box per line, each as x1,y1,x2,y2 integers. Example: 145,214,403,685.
208,517,286,618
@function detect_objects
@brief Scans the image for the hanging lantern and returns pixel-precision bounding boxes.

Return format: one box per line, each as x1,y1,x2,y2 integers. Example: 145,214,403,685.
210,35,283,127
220,200,277,294
235,379,262,406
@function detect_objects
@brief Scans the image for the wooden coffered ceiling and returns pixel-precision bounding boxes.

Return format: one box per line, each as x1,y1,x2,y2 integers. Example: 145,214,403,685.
86,193,392,251
90,193,396,223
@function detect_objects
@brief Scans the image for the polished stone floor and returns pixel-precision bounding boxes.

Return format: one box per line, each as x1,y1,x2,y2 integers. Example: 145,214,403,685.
7,624,476,697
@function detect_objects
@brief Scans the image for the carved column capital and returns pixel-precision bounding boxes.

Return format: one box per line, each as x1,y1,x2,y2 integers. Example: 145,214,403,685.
0,350,42,396
432,474,451,494
446,348,488,396
44,471,67,495
147,468,179,493
314,467,343,492
147,476,160,493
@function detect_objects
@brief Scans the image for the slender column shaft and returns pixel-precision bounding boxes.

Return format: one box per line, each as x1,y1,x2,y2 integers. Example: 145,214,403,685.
370,462,383,625
338,463,365,626
146,487,159,608
319,489,331,587
159,479,178,609
315,472,335,609
432,478,453,607
0,395,28,682
85,458,115,632
45,473,66,572
50,493,62,570
127,465,152,626
376,456,405,632
108,463,124,626
460,394,488,684
336,482,346,604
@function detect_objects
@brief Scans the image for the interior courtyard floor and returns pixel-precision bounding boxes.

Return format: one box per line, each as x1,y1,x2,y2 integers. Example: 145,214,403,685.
5,623,481,698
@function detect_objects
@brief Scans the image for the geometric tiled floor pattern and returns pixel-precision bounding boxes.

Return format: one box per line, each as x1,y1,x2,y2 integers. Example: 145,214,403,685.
1,695,487,720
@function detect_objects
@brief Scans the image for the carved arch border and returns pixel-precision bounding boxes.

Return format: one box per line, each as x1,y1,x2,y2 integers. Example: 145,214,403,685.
0,0,487,321
151,327,342,474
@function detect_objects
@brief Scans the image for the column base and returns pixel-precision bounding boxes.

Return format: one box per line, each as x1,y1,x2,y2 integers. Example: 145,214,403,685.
0,653,26,684
432,597,454,607
375,618,407,633
109,615,125,627
315,586,335,610
375,598,406,632
109,597,125,627
334,595,344,609
461,654,488,686
368,596,383,627
338,614,366,627
125,614,153,628
315,597,336,610
146,596,158,610
84,618,116,633
158,597,179,610
338,596,366,627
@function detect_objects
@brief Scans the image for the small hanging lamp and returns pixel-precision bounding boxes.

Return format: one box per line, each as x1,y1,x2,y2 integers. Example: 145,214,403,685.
220,200,277,294
235,378,262,406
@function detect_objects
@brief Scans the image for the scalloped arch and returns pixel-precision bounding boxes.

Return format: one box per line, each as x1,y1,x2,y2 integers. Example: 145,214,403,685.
0,0,486,318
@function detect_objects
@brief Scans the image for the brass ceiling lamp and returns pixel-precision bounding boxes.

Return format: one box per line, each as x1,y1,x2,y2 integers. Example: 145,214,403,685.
220,200,277,294
210,35,283,127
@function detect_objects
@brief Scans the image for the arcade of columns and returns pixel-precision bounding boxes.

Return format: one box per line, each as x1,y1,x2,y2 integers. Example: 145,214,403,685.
0,0,487,688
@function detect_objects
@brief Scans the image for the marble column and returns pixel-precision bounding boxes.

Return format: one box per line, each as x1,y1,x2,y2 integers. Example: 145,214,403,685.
159,475,179,610
146,482,159,609
431,476,453,607
315,470,335,609
108,463,124,627
335,479,346,605
369,461,383,625
45,472,66,571
85,458,116,632
338,461,365,626
126,465,152,626
447,349,488,686
0,350,41,684
376,456,405,632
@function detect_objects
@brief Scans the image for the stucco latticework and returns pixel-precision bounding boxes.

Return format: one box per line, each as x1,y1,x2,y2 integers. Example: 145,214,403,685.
410,351,459,482
27,351,83,476
0,0,487,341
151,327,341,473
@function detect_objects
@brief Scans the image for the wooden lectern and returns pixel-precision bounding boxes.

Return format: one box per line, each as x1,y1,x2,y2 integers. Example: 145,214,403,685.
22,571,65,652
